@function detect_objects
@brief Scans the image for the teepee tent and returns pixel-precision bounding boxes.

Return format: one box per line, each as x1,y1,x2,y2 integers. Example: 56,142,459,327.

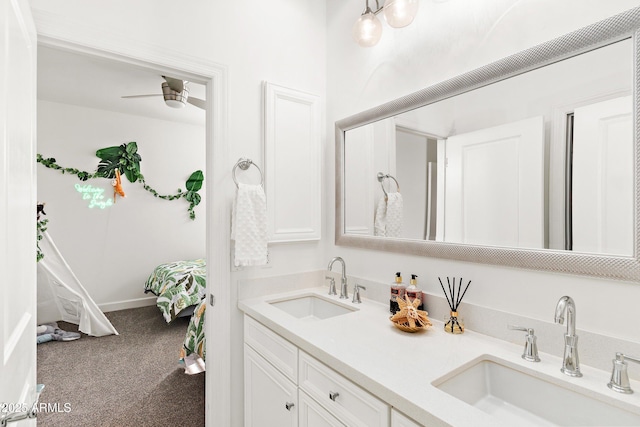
37,231,118,337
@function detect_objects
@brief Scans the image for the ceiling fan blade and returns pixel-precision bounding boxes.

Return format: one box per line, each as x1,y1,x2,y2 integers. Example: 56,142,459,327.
162,76,184,93
121,94,163,99
187,97,206,110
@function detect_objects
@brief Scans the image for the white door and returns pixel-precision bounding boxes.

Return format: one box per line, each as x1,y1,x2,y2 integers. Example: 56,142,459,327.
395,128,428,240
572,96,633,255
444,116,545,248
0,0,39,423
343,118,395,236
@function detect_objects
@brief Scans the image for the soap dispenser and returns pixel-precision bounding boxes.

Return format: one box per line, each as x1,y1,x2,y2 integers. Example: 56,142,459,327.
405,274,424,311
390,272,405,314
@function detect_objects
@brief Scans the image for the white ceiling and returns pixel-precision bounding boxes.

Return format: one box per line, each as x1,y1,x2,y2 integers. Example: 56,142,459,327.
37,46,206,126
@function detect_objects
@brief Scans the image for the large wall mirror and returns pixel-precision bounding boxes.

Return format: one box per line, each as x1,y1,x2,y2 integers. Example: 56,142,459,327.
335,7,640,282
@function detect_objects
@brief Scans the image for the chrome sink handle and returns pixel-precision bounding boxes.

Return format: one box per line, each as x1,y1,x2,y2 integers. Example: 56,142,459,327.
325,276,337,296
508,325,541,362
352,283,366,304
608,352,640,394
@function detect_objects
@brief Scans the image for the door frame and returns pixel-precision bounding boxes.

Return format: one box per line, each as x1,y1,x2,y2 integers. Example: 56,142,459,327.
34,18,231,427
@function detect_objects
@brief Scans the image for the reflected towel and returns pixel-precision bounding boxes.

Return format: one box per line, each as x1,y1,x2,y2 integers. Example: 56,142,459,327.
374,192,403,237
231,184,268,267
374,197,387,237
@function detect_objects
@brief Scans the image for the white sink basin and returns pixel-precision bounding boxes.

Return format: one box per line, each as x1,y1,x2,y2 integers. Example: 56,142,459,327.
433,356,640,426
269,294,356,321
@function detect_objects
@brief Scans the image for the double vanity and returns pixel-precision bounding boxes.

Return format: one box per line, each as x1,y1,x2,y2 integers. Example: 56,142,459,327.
237,8,640,426
240,285,640,427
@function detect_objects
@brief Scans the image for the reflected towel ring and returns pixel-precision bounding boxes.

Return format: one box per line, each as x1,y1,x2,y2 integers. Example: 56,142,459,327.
233,158,264,188
377,172,400,199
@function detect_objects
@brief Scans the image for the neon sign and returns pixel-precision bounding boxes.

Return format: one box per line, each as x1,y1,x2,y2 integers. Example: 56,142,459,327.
75,184,113,209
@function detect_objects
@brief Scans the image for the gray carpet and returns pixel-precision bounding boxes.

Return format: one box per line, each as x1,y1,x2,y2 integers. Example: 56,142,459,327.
36,305,205,427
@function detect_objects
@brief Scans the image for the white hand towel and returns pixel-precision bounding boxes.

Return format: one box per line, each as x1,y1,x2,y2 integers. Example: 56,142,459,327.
231,183,268,267
374,192,403,237
385,192,403,238
374,196,387,237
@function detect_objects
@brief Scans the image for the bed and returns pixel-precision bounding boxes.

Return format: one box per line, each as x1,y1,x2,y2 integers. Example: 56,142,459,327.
144,259,207,373
180,298,206,362
144,258,207,323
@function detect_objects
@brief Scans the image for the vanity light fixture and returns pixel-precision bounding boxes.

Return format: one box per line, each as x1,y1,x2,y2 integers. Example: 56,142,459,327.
352,0,419,47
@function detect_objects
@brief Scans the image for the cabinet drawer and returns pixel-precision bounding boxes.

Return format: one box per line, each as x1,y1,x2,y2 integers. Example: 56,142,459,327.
244,315,298,383
299,351,390,427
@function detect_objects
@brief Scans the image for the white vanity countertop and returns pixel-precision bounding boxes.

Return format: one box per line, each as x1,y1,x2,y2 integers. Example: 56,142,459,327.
238,287,640,427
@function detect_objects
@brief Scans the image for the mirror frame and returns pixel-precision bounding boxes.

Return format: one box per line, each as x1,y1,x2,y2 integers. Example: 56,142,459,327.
335,7,640,282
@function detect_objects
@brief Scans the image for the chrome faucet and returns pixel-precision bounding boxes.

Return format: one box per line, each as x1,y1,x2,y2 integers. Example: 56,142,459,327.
554,296,582,377
327,257,348,299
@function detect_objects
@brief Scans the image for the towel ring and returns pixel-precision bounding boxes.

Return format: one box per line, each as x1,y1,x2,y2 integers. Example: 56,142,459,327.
377,172,400,199
233,158,264,188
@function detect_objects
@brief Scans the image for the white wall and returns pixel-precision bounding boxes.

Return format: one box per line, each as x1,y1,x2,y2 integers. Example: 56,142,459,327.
326,0,640,344
37,101,206,309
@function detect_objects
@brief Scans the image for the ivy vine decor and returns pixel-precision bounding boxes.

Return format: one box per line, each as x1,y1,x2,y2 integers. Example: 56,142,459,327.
37,218,48,262
37,141,204,220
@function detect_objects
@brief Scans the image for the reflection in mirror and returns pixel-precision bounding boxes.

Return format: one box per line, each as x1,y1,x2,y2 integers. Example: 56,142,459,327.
344,38,633,256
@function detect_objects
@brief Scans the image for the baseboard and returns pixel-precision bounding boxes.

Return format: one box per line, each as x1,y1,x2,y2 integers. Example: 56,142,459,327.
99,296,157,313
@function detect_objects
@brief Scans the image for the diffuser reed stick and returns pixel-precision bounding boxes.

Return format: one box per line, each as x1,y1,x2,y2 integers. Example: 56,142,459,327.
438,277,471,333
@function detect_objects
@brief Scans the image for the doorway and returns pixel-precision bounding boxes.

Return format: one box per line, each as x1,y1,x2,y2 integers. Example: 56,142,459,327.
33,36,230,426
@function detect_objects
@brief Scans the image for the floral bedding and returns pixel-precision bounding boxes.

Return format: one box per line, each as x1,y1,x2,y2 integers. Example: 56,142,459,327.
144,259,206,323
181,298,206,361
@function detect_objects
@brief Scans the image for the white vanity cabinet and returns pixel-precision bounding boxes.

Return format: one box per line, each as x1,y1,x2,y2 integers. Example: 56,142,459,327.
391,409,424,427
244,315,393,427
244,316,299,427
245,344,298,427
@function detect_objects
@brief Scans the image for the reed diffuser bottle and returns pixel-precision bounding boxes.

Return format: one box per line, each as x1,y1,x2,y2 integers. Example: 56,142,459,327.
444,311,464,334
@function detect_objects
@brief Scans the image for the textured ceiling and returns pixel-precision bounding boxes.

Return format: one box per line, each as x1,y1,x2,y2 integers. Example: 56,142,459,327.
37,46,206,126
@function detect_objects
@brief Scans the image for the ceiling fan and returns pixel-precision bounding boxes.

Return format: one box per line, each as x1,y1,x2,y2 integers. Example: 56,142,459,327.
121,76,205,110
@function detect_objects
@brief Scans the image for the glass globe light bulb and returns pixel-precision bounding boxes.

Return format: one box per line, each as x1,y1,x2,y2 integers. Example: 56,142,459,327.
383,0,419,28
165,99,185,109
352,9,383,47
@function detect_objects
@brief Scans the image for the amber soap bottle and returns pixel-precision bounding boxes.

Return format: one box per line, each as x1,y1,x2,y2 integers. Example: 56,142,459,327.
390,272,406,314
405,274,424,311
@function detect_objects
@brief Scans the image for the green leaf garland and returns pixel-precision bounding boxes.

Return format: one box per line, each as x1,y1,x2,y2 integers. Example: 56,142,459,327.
96,142,142,183
37,143,203,220
186,170,204,192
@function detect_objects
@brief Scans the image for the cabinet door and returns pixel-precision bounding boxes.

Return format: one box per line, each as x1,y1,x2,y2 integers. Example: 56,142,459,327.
245,344,298,427
391,409,423,427
299,390,345,427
